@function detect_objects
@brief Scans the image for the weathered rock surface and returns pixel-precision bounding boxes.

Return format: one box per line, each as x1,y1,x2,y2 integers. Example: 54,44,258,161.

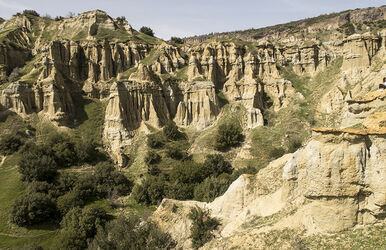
154,125,386,248
174,81,219,129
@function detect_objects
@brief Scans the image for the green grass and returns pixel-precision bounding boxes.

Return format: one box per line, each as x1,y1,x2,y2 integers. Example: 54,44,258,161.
0,153,59,249
94,27,132,41
119,67,138,80
174,66,188,81
74,97,107,145
277,63,311,97
141,48,163,66
0,26,19,43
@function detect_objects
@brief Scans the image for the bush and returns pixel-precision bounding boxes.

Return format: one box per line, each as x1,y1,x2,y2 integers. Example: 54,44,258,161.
18,144,58,182
58,206,108,250
44,132,77,168
165,144,185,160
132,176,166,205
170,36,184,44
56,190,85,215
147,133,165,149
57,174,96,214
193,175,233,202
27,181,55,196
145,150,161,165
203,154,232,177
93,162,133,198
11,192,56,226
169,161,208,185
188,207,220,249
214,122,243,150
268,147,285,159
90,214,176,249
163,120,183,141
139,26,154,37
22,10,40,17
0,133,24,155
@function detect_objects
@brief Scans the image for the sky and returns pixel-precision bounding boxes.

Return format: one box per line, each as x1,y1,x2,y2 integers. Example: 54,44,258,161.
0,0,384,40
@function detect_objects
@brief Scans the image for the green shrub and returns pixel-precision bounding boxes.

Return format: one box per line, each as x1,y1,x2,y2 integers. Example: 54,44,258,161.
148,165,161,176
23,10,40,16
11,192,56,226
145,150,161,165
169,161,208,185
58,206,108,250
188,207,220,249
147,133,165,148
56,189,86,215
90,214,176,249
287,138,302,153
18,144,58,182
193,175,233,202
203,154,232,177
93,162,133,198
268,147,286,159
139,26,154,37
165,144,185,160
170,36,184,44
167,181,196,200
163,120,183,141
132,176,166,205
44,132,77,168
214,122,243,150
0,133,24,155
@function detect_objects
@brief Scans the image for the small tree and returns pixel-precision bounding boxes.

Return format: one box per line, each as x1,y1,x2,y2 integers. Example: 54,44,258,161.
22,10,40,17
140,26,154,37
188,207,220,249
170,37,184,44
58,206,108,250
145,150,161,165
214,122,243,150
0,133,23,155
147,133,165,148
18,146,58,183
90,214,176,249
203,154,232,177
163,120,182,141
11,192,56,226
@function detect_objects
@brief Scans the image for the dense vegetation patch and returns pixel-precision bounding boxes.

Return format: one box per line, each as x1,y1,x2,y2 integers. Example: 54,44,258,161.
189,207,220,249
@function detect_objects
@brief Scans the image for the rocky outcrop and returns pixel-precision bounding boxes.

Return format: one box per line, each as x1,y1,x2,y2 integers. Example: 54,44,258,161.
103,65,170,164
0,69,75,125
342,33,381,76
0,81,35,115
341,90,386,128
154,125,386,248
174,81,219,129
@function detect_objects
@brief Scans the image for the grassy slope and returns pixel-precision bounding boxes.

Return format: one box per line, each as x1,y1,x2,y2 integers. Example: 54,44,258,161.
0,154,58,249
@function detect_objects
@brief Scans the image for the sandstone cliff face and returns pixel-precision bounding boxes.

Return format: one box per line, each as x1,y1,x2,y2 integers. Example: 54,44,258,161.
342,33,381,77
103,65,170,165
0,69,75,125
153,127,386,248
174,81,219,129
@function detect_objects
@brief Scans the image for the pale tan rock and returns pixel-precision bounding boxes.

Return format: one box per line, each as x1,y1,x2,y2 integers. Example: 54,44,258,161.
174,81,219,129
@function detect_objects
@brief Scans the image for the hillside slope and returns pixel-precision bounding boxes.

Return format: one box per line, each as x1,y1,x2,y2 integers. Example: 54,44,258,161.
0,6,385,249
